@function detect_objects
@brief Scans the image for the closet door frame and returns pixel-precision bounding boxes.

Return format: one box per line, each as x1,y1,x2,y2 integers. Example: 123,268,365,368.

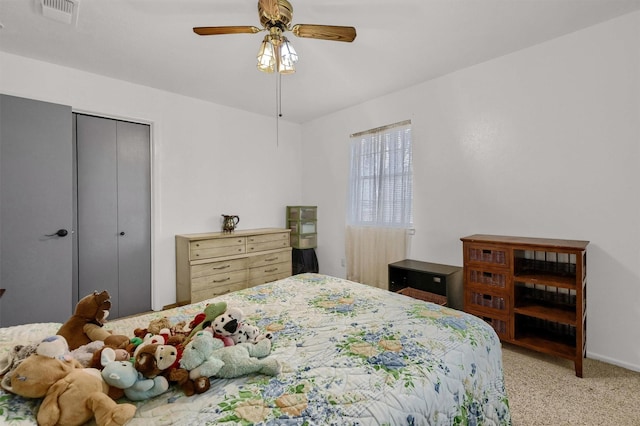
74,112,153,318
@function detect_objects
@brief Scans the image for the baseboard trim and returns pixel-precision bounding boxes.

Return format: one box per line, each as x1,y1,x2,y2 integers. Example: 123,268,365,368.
586,350,640,373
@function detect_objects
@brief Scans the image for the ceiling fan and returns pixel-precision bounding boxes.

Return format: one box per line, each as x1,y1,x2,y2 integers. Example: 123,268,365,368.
193,0,357,74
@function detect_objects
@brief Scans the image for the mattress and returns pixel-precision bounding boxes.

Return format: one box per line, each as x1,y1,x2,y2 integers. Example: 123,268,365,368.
0,273,510,425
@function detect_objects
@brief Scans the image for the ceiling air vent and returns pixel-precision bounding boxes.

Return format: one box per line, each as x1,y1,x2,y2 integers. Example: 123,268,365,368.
40,0,80,25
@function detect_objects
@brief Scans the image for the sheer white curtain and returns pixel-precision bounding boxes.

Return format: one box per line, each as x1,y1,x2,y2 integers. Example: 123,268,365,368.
346,121,413,289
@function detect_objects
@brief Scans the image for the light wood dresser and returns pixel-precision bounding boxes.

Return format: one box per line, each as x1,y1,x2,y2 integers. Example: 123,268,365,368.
175,228,292,305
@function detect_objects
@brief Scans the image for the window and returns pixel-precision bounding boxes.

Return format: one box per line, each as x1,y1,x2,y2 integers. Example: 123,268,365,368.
347,120,413,228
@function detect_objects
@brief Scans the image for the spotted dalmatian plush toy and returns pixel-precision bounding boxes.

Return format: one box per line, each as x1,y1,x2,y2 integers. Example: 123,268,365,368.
208,306,245,346
199,304,273,346
230,323,273,345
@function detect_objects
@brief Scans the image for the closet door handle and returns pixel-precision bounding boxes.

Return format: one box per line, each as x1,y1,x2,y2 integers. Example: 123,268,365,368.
120,231,126,236
46,229,68,237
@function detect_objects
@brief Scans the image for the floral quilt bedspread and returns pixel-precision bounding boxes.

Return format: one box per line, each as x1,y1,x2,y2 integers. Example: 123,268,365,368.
0,273,510,425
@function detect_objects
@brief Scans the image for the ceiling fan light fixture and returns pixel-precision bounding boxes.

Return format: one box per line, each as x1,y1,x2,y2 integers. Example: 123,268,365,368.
199,0,356,75
257,35,276,73
257,34,298,74
278,37,298,74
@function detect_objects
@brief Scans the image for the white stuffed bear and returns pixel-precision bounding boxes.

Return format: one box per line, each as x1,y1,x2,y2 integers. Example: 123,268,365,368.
180,331,280,380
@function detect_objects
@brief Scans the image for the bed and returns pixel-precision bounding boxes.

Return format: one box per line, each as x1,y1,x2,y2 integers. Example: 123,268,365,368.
0,273,511,425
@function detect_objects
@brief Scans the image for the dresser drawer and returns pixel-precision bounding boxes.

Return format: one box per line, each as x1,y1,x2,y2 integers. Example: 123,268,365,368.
249,268,291,287
464,243,510,268
192,269,247,292
248,249,291,268
190,237,246,260
191,281,247,303
249,260,291,282
191,258,248,279
247,232,289,252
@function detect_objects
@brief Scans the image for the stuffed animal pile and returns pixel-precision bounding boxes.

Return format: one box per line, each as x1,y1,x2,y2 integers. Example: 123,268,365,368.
0,291,280,425
2,335,136,426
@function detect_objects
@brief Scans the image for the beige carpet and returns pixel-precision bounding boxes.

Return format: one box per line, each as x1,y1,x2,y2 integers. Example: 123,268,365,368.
501,343,640,426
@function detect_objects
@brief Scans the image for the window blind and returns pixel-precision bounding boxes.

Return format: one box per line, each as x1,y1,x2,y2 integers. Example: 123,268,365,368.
347,120,413,228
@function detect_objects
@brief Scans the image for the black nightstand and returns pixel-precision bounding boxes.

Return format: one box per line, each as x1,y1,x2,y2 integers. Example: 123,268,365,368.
388,259,463,310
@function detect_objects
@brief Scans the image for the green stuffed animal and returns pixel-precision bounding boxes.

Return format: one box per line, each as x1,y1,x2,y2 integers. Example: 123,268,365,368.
180,331,280,380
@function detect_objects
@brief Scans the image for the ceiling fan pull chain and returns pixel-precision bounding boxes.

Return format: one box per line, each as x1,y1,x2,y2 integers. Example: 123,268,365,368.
277,72,283,118
275,72,280,146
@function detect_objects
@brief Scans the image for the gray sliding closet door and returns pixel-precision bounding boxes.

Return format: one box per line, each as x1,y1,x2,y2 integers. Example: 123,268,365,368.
115,120,151,317
0,95,74,326
76,114,151,318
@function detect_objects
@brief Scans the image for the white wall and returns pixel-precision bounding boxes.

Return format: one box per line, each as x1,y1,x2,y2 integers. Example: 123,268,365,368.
0,52,303,311
2,10,638,372
301,11,640,371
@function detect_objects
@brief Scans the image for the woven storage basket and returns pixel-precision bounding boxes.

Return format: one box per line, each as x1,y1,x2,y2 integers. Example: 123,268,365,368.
397,287,447,306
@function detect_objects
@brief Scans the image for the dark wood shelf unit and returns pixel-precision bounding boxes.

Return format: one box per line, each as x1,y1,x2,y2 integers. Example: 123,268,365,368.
461,234,588,377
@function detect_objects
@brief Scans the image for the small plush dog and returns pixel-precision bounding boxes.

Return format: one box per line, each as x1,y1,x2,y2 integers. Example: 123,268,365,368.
206,307,245,346
231,323,272,345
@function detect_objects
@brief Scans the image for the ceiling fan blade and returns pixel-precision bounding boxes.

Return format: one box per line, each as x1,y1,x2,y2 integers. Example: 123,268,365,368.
193,26,262,36
291,24,357,42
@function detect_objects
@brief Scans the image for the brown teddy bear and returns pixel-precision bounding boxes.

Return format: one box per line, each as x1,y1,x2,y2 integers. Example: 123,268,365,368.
2,336,136,426
57,290,130,350
132,342,209,396
134,343,177,378
147,316,173,335
142,317,190,346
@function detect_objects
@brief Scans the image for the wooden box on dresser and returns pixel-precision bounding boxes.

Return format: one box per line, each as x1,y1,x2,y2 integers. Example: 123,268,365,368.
460,234,589,377
176,228,292,305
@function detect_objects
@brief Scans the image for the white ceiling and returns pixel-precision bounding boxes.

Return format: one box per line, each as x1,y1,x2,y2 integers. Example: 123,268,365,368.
1,0,639,123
